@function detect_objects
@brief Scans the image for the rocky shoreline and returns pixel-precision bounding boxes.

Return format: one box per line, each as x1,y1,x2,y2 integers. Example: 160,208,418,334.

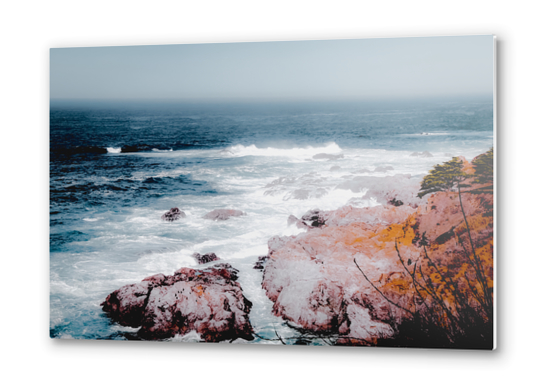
102,152,493,346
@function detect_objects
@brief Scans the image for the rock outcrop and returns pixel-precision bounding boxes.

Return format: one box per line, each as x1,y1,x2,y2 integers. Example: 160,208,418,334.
101,263,254,342
253,256,269,270
263,205,415,344
161,207,186,221
262,159,493,345
192,252,220,264
203,209,245,221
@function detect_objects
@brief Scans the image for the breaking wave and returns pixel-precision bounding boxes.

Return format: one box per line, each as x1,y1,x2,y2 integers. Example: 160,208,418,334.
225,142,342,158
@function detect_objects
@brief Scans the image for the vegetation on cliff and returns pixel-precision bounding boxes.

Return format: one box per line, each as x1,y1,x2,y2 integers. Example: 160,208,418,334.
358,148,494,349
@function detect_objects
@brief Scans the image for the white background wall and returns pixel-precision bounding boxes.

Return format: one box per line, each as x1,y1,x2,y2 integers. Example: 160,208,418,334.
1,1,539,382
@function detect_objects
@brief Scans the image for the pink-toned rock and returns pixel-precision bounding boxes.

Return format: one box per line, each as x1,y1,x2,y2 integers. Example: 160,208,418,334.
101,264,254,342
192,252,220,264
262,184,493,345
262,204,415,343
203,209,245,221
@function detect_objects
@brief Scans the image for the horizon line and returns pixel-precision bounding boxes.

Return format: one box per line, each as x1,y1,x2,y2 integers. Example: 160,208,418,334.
51,94,493,104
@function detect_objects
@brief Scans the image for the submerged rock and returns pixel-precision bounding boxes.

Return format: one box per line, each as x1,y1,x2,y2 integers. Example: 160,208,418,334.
101,263,254,342
192,252,220,264
313,153,344,160
289,189,310,200
203,209,245,221
410,151,433,158
285,188,328,201
374,166,394,172
351,168,371,174
161,207,186,221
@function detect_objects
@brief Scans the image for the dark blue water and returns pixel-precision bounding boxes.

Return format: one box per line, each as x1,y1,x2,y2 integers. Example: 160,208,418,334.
50,98,493,341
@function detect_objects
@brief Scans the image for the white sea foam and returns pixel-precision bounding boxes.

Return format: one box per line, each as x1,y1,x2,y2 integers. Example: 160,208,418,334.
225,142,342,158
170,330,202,342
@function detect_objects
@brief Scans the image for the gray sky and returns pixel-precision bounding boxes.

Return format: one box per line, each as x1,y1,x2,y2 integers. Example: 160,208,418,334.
50,35,494,101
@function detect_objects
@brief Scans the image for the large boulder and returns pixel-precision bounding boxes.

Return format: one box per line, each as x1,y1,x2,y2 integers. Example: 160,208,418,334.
262,205,413,344
161,207,186,221
101,263,254,342
203,209,245,221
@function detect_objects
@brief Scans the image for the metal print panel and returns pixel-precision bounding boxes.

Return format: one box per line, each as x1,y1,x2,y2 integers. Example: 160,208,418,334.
50,35,495,349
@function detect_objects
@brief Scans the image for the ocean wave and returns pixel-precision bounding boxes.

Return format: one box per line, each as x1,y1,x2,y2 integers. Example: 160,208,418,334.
224,142,342,158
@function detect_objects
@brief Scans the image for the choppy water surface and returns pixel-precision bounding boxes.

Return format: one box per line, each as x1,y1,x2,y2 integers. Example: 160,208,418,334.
50,99,493,342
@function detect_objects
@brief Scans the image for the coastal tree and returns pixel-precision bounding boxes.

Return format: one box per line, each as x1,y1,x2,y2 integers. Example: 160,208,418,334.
417,157,469,198
472,147,494,185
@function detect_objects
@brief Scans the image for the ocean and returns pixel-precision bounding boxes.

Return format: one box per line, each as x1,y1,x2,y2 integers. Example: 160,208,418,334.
49,98,494,342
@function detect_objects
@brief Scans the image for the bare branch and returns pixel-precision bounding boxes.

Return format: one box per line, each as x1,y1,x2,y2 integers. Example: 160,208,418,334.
354,258,415,317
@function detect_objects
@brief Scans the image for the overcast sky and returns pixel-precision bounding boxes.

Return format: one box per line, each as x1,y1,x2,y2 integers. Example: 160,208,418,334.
50,35,494,101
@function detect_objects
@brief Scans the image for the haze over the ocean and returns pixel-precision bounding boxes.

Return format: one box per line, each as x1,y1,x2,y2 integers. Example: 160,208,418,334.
50,35,494,102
